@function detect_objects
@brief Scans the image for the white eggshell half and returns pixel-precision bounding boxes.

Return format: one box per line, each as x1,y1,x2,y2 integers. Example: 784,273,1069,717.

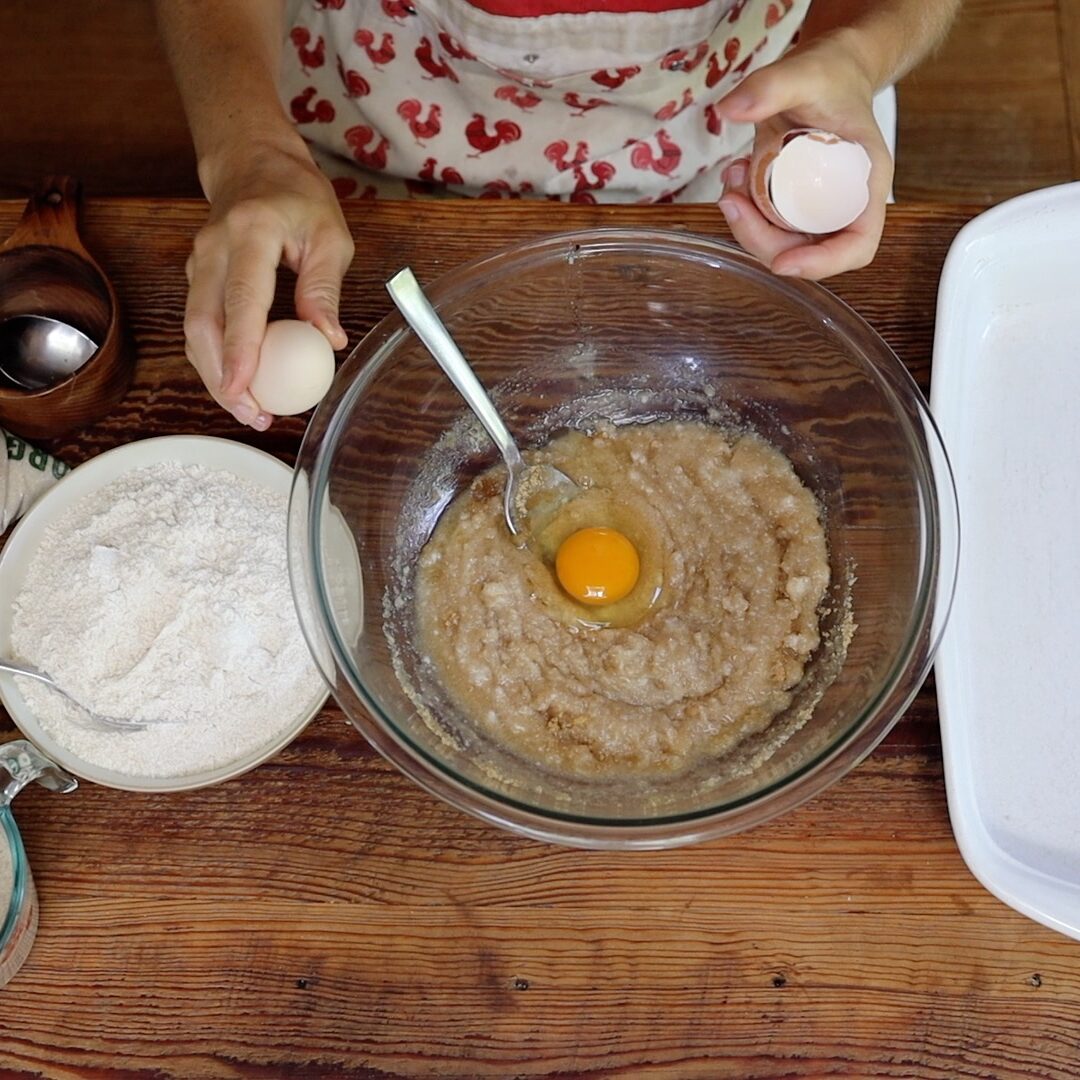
768,133,872,235
250,320,336,416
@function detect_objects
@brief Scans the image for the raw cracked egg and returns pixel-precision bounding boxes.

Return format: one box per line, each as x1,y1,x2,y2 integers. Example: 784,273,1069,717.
750,129,872,235
250,319,336,416
555,526,640,607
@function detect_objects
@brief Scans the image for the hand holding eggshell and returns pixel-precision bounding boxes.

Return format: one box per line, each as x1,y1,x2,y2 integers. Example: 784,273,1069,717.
749,130,872,236
249,320,337,417
713,35,893,280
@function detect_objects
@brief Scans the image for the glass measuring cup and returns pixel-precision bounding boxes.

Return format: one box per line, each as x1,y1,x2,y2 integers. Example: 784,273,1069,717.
1,740,77,988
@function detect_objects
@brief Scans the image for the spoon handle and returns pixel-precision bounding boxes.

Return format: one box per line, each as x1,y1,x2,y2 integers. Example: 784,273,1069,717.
0,658,55,688
387,268,524,473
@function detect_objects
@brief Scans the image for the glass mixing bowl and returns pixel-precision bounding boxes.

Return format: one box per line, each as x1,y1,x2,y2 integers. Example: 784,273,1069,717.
289,229,958,849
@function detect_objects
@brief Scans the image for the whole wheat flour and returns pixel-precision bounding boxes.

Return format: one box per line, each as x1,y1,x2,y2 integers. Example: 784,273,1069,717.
10,461,325,779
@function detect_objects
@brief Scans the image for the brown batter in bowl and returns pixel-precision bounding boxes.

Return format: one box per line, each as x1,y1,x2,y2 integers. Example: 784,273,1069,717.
413,421,835,782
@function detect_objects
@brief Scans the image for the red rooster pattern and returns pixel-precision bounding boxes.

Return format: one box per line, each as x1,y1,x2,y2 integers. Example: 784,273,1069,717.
397,99,442,143
438,32,476,61
290,28,326,71
630,130,683,176
419,157,465,185
415,36,459,81
661,42,709,72
563,92,610,117
544,139,590,173
290,86,335,124
703,102,725,136
381,0,414,21
544,141,616,201
570,161,616,202
466,114,522,155
336,55,371,97
591,65,641,91
655,89,694,121
280,0,803,201
353,29,396,68
495,85,543,111
344,124,390,170
479,179,536,199
706,38,742,88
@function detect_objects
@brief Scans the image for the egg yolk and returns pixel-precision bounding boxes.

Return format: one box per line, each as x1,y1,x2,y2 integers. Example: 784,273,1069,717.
555,527,640,607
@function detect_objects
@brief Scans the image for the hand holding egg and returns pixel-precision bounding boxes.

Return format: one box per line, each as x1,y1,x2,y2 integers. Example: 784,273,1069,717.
178,147,353,429
250,320,337,417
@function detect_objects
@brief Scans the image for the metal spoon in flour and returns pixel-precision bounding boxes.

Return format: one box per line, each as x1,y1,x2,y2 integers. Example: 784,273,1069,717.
0,658,181,733
386,267,579,538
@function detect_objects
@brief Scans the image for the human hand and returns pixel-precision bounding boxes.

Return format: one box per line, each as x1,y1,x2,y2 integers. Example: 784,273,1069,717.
715,32,893,280
183,142,355,429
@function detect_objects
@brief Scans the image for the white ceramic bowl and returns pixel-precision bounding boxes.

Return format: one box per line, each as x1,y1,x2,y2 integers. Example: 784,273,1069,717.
0,435,328,792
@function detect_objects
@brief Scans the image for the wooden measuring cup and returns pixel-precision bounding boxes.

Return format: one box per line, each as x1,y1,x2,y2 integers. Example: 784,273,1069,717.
0,176,134,440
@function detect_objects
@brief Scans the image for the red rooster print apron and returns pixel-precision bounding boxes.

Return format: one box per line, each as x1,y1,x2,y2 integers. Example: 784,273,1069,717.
281,0,808,202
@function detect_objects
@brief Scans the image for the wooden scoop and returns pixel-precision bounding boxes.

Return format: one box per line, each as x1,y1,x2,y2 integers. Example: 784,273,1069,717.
0,176,133,440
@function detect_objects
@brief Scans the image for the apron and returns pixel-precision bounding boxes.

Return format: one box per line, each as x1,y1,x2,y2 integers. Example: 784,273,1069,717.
280,0,808,202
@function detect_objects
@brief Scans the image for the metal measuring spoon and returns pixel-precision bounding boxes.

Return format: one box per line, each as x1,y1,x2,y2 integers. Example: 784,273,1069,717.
0,315,98,390
0,658,182,733
386,267,578,538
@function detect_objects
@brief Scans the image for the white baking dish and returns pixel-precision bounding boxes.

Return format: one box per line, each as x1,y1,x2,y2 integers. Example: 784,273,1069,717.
932,181,1080,940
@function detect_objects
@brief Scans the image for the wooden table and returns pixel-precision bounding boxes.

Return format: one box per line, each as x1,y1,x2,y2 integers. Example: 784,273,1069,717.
0,198,1074,1080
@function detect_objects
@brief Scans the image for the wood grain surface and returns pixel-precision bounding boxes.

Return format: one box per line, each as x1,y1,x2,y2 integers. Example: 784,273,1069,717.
1060,0,1080,174
895,0,1077,202
0,0,199,199
0,198,1076,1080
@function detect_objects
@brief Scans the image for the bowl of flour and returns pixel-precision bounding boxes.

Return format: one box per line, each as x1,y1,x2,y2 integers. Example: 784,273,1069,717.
0,436,329,791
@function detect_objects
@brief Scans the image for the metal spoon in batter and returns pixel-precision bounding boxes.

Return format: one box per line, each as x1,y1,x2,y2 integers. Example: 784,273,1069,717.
386,267,578,538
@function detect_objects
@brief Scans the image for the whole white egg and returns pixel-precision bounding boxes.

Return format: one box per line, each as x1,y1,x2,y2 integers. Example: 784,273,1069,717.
250,320,336,416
